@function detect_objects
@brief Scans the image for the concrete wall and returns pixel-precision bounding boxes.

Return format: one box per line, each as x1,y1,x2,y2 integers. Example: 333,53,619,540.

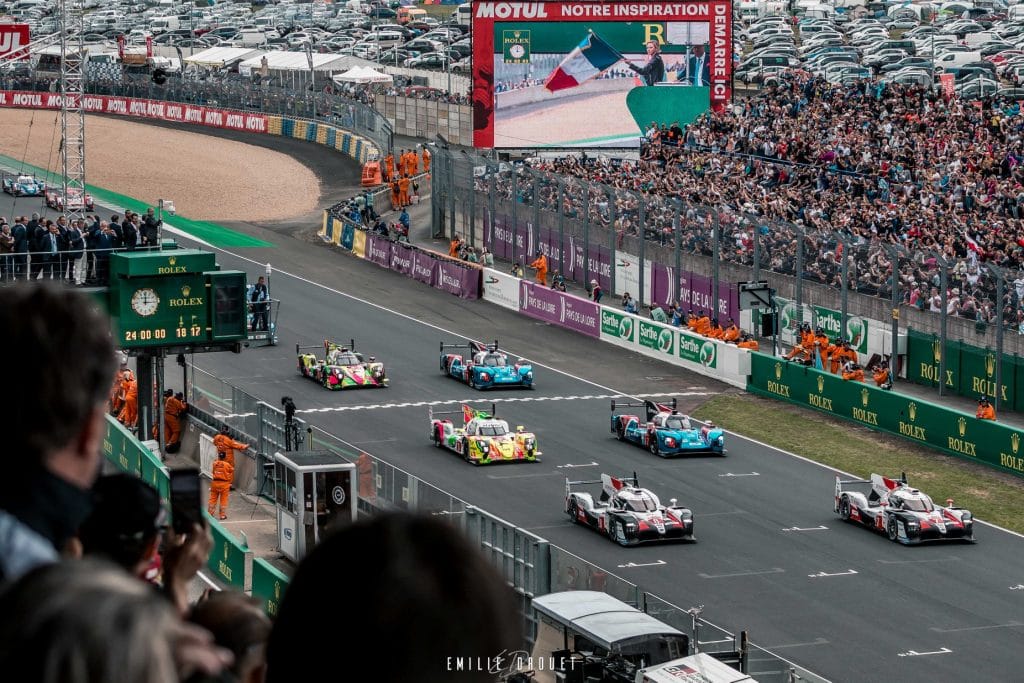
378,95,472,146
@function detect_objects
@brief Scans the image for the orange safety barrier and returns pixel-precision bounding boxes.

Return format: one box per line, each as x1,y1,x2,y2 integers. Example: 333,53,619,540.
361,161,382,187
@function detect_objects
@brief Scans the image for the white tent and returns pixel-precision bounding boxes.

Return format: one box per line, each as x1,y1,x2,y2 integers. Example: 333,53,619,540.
333,66,394,84
184,47,265,69
238,50,355,76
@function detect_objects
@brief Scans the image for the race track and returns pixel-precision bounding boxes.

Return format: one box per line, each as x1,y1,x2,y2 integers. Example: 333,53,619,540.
495,90,639,147
172,225,1024,683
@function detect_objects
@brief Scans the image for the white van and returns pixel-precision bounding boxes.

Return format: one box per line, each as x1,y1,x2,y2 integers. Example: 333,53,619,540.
234,29,271,48
150,17,181,33
362,30,404,49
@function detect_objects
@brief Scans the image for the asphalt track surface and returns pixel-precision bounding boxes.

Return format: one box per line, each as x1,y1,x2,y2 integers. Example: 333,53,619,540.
4,144,1023,683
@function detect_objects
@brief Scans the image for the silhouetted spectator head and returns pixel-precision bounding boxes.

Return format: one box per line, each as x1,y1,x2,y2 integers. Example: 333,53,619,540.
79,474,165,576
266,513,523,683
190,591,271,683
0,558,184,683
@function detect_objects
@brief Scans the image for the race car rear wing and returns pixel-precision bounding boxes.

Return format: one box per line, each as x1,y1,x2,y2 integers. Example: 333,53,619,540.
610,398,678,421
835,472,907,500
566,472,639,497
429,403,497,423
295,339,355,354
440,339,494,354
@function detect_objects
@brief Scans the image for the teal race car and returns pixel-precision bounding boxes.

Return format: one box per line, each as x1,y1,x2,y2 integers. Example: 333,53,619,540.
611,398,725,456
440,339,534,390
2,172,45,197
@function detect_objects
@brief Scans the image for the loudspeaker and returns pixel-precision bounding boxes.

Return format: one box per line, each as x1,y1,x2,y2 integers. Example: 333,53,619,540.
760,312,777,337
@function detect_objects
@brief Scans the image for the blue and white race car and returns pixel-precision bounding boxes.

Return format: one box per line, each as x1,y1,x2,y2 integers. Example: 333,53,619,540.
610,399,725,456
440,339,534,390
2,172,45,197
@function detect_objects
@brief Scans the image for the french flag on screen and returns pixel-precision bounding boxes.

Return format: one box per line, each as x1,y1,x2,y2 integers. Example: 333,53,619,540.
544,31,622,93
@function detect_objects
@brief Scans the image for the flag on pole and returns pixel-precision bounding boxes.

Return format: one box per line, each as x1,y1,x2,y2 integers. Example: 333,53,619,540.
964,230,983,255
544,31,623,93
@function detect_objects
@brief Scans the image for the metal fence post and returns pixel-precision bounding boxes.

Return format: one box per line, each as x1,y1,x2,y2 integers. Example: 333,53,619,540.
935,252,950,397
511,169,519,263
607,185,617,296
583,182,591,287
557,179,565,278
674,200,682,306
638,191,646,306
752,218,761,283
711,210,720,322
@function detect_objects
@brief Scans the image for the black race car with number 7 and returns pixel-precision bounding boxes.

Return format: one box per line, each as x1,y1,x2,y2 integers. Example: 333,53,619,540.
834,472,975,545
565,473,695,546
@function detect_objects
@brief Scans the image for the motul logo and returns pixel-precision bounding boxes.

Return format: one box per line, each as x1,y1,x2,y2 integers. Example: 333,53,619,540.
0,25,30,60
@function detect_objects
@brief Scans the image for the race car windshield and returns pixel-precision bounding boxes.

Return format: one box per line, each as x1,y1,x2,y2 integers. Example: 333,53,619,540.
332,352,361,365
477,422,508,436
664,416,691,430
901,496,934,512
481,354,506,367
623,495,658,512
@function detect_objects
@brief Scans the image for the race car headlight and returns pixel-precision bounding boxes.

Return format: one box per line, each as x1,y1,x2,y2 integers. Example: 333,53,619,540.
664,438,676,447
480,372,491,381
906,521,919,529
478,440,489,449
625,523,636,530
526,371,533,379
961,512,972,522
716,436,724,445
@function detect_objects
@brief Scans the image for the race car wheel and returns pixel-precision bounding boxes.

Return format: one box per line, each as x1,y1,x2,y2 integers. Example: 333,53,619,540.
649,438,660,457
468,375,477,390
610,518,629,546
886,516,899,542
568,499,580,524
838,496,851,521
433,429,442,448
615,423,626,441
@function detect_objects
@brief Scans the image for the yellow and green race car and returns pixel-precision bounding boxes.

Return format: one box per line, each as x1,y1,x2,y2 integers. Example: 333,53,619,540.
429,404,540,465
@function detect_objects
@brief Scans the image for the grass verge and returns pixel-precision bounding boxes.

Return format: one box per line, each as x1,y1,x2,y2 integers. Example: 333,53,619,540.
693,393,1024,535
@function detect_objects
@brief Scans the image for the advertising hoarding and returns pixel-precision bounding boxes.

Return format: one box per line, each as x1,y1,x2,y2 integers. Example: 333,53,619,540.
472,1,732,148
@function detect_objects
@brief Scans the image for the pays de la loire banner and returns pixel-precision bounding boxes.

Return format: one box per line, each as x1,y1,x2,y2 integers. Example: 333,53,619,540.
0,91,268,133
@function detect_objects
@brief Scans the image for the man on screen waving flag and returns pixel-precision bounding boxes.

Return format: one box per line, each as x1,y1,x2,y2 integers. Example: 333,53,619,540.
544,31,625,93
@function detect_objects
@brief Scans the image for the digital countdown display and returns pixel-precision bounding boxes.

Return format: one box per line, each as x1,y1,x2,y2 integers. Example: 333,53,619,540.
471,1,733,149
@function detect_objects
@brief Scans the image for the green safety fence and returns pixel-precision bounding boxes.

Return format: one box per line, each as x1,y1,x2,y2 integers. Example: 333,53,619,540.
102,415,169,505
905,329,1024,412
207,518,249,592
747,353,1024,478
0,152,272,249
251,558,290,618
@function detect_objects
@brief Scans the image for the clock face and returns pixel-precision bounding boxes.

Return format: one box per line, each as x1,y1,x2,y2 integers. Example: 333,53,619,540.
509,44,525,59
131,288,160,317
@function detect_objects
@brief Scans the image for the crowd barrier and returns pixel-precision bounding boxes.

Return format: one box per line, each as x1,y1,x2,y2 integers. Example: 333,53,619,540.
747,354,1024,477
319,211,482,299
0,89,379,165
481,268,751,389
905,329,1024,411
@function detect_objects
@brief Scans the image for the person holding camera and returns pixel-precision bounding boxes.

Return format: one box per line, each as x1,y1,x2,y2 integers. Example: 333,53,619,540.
142,208,162,247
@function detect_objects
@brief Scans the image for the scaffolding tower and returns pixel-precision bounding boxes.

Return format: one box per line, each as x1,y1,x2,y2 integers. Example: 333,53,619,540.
57,0,86,224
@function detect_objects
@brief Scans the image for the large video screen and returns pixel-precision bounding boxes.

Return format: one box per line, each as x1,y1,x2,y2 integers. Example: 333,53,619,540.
472,1,732,149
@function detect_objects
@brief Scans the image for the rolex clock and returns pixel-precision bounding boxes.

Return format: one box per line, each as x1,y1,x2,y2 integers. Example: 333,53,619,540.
509,43,526,60
130,287,160,317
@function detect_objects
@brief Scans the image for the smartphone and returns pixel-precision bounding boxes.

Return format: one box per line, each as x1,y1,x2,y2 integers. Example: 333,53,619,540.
169,467,202,534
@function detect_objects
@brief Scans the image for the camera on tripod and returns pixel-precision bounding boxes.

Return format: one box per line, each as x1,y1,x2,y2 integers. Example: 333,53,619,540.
282,396,297,421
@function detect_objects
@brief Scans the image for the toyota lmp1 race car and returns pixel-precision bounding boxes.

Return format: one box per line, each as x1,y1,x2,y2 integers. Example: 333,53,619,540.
834,473,975,545
611,399,725,456
45,187,95,212
296,339,388,389
440,339,534,390
566,473,694,546
429,403,540,465
2,172,45,197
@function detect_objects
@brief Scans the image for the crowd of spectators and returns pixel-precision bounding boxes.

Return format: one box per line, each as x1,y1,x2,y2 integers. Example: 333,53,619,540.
0,210,161,284
498,71,1024,332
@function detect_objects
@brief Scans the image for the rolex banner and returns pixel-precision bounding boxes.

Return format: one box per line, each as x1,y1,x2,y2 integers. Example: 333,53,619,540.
747,353,1024,479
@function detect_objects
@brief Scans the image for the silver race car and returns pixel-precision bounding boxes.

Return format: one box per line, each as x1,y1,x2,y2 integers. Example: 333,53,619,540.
565,473,695,546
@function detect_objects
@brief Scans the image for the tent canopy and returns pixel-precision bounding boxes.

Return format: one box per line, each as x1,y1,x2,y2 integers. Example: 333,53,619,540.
238,50,355,74
184,47,265,69
333,66,394,84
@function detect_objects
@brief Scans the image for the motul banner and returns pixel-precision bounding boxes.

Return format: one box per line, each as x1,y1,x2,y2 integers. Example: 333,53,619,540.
939,73,955,98
0,91,268,133
0,24,29,61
